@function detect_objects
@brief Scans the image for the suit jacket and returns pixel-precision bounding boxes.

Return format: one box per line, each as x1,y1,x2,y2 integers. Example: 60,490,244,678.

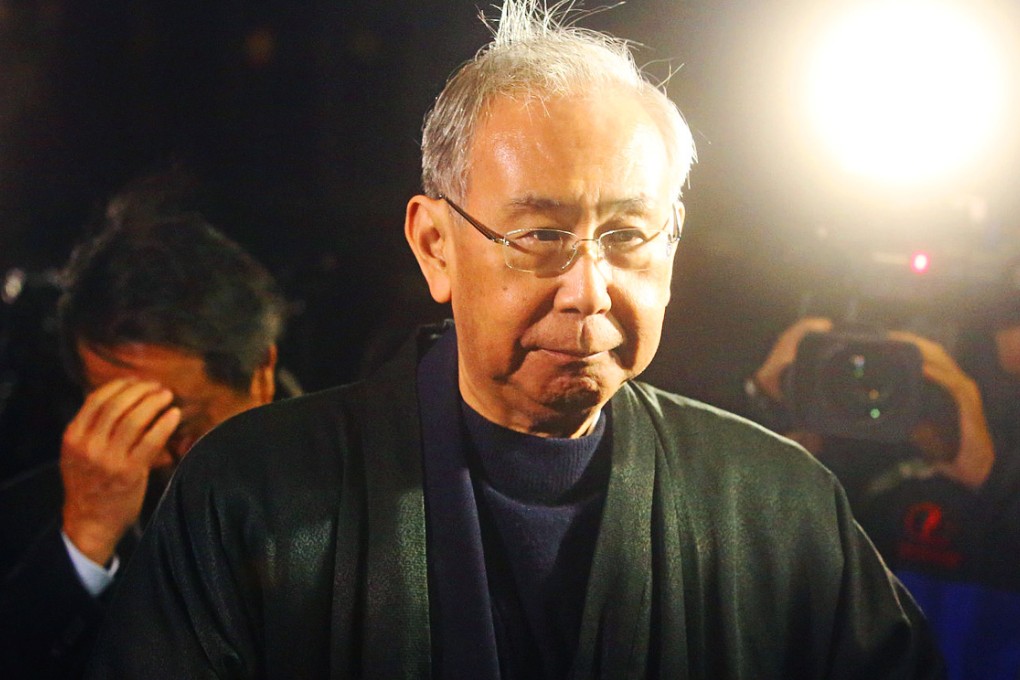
87,326,944,678
0,366,297,679
0,464,133,679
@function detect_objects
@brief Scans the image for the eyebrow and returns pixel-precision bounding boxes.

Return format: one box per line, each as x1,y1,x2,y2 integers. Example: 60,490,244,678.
505,195,658,217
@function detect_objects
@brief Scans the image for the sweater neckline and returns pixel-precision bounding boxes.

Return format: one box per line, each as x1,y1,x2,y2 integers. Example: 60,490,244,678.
461,400,608,505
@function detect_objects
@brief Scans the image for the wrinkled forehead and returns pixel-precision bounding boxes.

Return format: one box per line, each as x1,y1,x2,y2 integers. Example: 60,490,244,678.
473,86,681,182
465,90,676,209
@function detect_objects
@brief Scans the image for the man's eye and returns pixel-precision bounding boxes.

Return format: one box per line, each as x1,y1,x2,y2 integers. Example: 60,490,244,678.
602,229,648,246
517,229,569,245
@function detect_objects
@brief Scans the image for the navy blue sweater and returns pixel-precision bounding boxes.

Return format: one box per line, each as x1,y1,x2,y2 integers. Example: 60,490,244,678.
462,403,611,679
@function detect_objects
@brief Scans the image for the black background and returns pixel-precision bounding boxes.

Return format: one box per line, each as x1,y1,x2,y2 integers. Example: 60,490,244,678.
1,0,1018,409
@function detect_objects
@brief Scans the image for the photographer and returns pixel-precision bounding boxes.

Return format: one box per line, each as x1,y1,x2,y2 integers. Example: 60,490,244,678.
747,312,1020,679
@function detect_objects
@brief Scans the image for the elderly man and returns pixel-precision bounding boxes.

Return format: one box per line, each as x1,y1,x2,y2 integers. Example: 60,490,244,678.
87,2,943,677
0,202,285,679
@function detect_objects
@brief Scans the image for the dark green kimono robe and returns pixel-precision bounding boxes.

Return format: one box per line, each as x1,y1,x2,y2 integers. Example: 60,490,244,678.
86,329,943,678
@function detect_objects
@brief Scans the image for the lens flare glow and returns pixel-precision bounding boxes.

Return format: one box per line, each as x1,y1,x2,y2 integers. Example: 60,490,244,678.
805,0,1006,185
911,252,930,273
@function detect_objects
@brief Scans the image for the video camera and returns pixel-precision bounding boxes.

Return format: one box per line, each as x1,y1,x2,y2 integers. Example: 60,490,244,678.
784,329,958,445
775,196,1019,445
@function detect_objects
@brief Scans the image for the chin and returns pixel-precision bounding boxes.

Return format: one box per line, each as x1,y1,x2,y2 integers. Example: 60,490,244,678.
540,374,615,413
510,358,630,421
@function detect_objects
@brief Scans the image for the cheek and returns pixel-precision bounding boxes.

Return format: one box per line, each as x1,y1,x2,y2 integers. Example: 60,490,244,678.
453,263,546,337
614,276,672,363
208,394,256,426
194,391,260,441
452,293,519,364
632,276,671,310
618,272,671,327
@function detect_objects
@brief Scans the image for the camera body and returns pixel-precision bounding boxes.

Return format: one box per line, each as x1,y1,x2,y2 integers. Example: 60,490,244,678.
785,330,924,443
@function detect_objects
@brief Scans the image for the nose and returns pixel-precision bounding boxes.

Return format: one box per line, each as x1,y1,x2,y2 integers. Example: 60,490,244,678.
562,237,603,271
555,241,612,315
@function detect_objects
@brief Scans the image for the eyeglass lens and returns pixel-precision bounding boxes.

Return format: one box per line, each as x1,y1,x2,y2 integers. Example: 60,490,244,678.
503,227,670,273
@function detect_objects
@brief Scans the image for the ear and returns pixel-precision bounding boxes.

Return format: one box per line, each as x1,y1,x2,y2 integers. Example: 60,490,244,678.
405,195,452,303
249,344,278,405
675,201,686,239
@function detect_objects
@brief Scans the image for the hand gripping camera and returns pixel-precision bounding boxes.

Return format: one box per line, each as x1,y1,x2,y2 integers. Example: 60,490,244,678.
785,330,926,443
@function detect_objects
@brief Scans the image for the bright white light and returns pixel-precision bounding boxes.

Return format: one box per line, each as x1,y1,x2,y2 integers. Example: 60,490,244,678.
911,252,930,273
2,269,25,304
805,0,1007,186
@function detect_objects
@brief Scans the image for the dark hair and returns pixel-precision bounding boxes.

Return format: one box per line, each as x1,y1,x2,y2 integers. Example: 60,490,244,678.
58,211,285,392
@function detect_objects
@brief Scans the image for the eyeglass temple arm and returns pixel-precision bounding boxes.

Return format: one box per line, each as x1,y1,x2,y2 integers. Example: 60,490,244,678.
437,195,508,244
669,204,683,243
441,194,680,245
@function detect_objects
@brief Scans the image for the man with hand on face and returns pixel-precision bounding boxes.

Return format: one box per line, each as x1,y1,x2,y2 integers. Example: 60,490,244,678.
0,200,285,679
87,2,943,677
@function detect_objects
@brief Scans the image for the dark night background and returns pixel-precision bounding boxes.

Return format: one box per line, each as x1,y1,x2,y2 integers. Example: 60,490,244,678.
1,0,1018,443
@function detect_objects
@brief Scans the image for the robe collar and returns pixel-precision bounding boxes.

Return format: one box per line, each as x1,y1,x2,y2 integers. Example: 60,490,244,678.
332,323,682,679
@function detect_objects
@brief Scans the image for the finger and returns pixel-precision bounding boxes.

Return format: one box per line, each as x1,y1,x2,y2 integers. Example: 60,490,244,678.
107,388,177,454
916,351,971,396
131,407,182,467
885,331,965,388
64,378,142,444
88,381,171,449
887,331,955,366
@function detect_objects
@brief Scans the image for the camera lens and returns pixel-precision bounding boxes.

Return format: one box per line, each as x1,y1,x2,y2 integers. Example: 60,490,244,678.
821,348,908,421
790,331,923,442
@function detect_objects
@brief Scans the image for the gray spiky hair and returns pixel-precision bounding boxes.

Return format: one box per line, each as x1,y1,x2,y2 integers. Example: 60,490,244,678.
421,0,695,201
